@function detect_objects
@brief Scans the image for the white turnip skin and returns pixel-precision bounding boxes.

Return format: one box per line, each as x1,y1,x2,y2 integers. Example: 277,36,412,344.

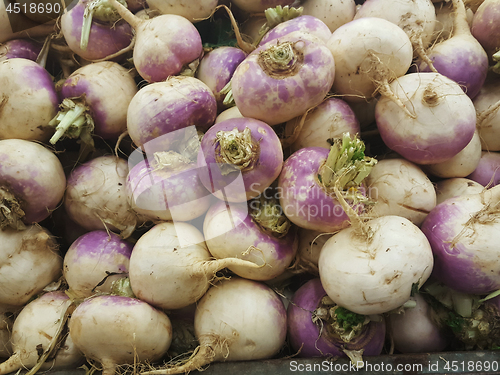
387,293,450,353
230,31,335,126
0,139,66,229
60,0,134,61
354,0,437,71
365,159,436,226
433,1,474,43
128,222,261,310
68,295,172,375
203,199,298,281
300,0,356,32
0,39,41,62
0,58,58,142
0,226,61,307
375,72,477,165
50,62,138,144
127,76,217,153
142,277,287,375
473,74,500,151
467,151,500,187
0,292,84,375
326,17,413,104
108,0,203,82
435,178,484,205
63,230,133,299
284,97,360,152
319,215,434,315
421,186,500,294
417,0,488,100
145,0,218,22
64,155,138,239
215,106,244,123
424,130,482,178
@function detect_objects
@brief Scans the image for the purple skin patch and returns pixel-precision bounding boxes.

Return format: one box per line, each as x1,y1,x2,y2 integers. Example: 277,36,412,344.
197,118,284,203
287,278,386,358
467,152,500,187
0,39,42,61
70,230,132,263
62,0,133,61
259,15,332,45
471,3,500,59
277,147,353,232
421,197,499,294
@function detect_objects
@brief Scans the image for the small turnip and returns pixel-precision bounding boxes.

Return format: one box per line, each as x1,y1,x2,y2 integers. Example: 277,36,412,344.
467,151,500,187
0,39,41,62
435,178,484,205
300,0,356,32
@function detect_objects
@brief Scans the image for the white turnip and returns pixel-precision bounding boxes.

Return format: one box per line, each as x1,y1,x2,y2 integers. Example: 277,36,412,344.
435,178,484,205
145,0,218,22
300,0,356,32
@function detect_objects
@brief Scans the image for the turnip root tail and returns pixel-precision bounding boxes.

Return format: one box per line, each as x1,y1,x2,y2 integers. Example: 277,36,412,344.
101,359,118,375
411,34,437,73
0,353,21,374
108,0,141,29
476,100,500,128
451,0,472,37
197,257,264,276
377,80,417,119
212,5,255,53
141,344,216,375
0,187,25,230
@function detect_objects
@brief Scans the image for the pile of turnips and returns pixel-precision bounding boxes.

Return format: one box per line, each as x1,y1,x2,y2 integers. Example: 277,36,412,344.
2,0,500,373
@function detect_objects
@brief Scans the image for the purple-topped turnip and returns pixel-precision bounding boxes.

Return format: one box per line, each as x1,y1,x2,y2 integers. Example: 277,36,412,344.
63,230,133,299
126,150,212,222
0,225,61,307
197,117,283,202
108,0,203,82
278,133,376,232
230,31,335,126
375,72,477,165
467,151,500,187
0,58,58,141
421,186,500,294
471,0,500,61
0,39,41,62
0,139,66,229
0,292,83,375
288,278,386,363
68,295,172,375
141,277,287,375
49,61,138,146
416,0,488,99
60,0,133,61
127,76,217,153
203,193,298,281
259,15,332,45
64,155,138,239
284,97,360,151
128,222,261,310
145,0,218,23
196,46,247,111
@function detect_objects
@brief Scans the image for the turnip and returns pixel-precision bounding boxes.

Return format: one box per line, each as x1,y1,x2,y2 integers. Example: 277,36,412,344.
473,73,500,151
127,76,217,153
354,0,437,73
424,130,482,178
63,230,133,299
387,293,450,353
128,221,261,310
471,0,500,61
375,72,477,165
0,225,61,307
467,151,500,187
300,0,356,32
284,97,360,152
68,295,172,375
416,0,488,99
64,155,138,239
0,139,66,229
126,150,212,222
259,15,332,46
0,39,41,62
229,31,335,126
60,0,134,61
0,58,58,142
326,17,413,107
230,0,295,14
141,277,287,374
145,0,218,22
278,133,376,232
108,0,203,82
196,46,247,110
287,278,386,363
49,61,138,146
365,158,436,226
197,117,283,202
435,178,484,205
214,106,244,123
421,185,500,294
0,304,16,358
0,292,83,375
293,228,333,274
203,194,298,281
